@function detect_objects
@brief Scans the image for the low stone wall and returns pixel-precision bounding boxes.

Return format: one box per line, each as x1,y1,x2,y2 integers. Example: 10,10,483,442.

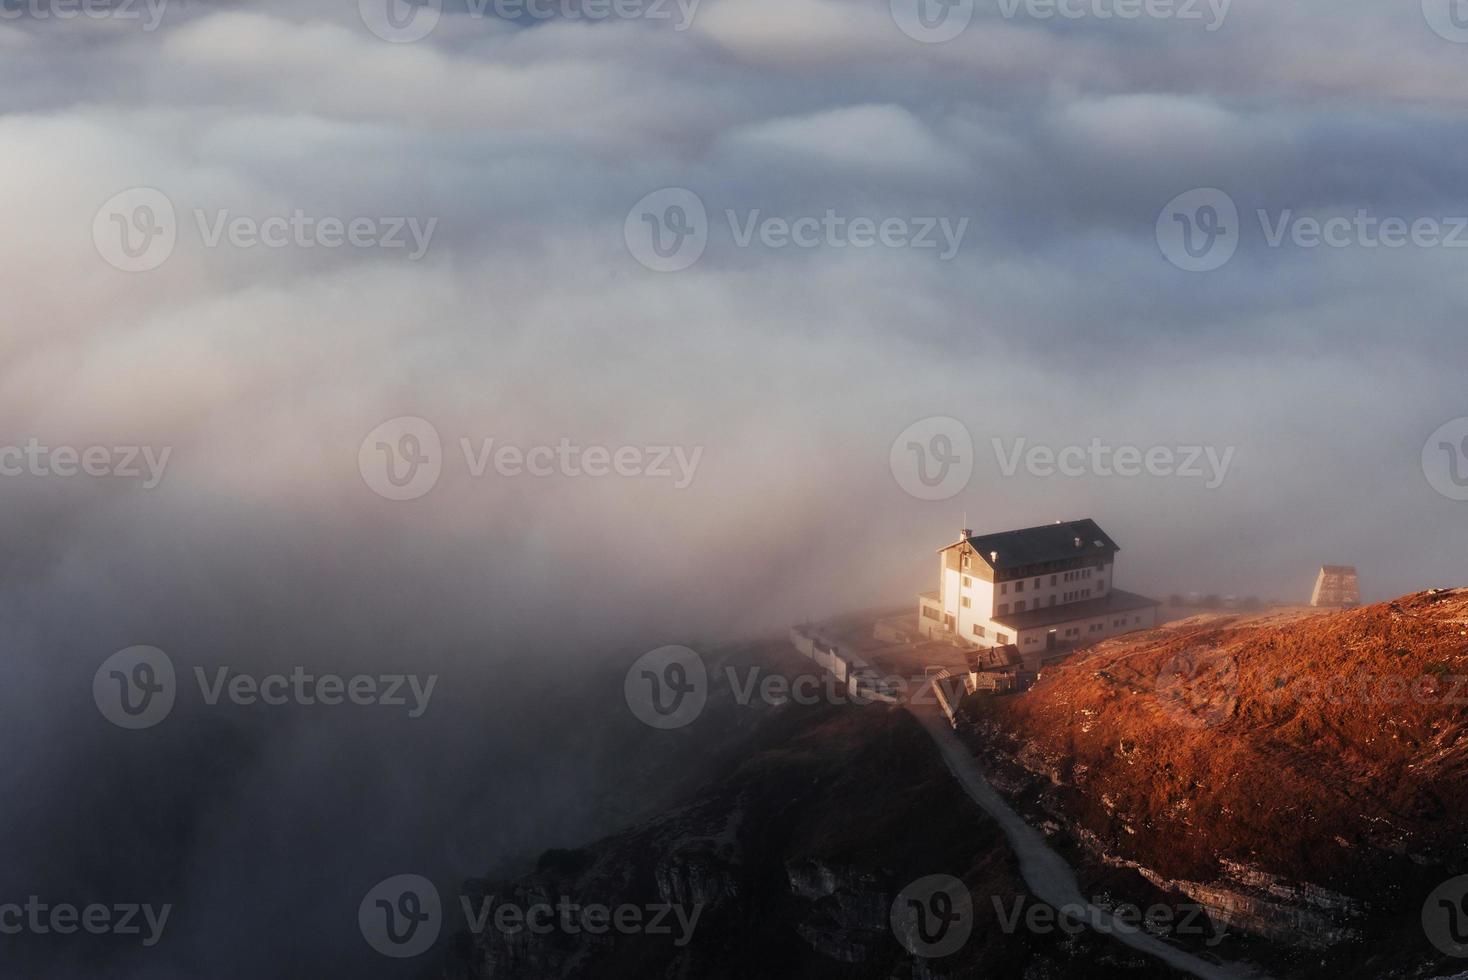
788,626,898,704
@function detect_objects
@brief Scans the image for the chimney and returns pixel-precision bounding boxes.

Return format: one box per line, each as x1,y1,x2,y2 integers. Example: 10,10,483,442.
960,527,972,540
1074,536,1082,548
990,550,998,563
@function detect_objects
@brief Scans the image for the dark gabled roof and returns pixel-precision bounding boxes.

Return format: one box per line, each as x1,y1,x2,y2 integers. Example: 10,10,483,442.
942,519,1118,570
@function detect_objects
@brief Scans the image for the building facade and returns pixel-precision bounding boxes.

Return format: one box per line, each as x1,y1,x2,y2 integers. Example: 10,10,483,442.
918,519,1159,665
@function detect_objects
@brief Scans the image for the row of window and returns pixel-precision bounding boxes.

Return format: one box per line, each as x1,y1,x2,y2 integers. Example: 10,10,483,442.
977,615,1145,641
1058,621,1109,638
1061,616,1143,637
971,585,1108,619
996,567,1101,595
944,612,1144,645
996,595,1063,616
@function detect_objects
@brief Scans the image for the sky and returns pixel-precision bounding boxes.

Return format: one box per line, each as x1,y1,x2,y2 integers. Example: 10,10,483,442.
2,0,1467,975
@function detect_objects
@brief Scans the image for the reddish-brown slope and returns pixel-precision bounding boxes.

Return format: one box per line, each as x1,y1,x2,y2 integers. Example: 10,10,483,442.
968,590,1468,899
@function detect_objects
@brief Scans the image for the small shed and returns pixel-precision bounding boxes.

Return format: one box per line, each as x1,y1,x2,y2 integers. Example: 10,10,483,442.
1311,566,1360,608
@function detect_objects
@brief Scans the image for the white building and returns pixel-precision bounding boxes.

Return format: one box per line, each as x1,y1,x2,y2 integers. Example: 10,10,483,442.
918,519,1159,667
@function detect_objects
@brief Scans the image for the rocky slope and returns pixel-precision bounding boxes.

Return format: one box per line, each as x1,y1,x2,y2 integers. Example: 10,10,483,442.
438,644,1192,979
961,589,1468,979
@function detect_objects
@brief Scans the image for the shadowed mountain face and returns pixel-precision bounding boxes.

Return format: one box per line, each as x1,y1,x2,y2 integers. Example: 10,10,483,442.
441,643,1193,980
963,590,1468,977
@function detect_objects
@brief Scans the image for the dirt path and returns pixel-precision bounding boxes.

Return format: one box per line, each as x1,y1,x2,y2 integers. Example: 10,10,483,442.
905,688,1270,980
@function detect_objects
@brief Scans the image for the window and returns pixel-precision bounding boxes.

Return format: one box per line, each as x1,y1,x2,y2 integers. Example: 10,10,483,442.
973,624,985,637
997,633,1010,645
1015,580,1025,593
961,596,971,608
1050,575,1057,586
963,576,972,588
1015,600,1027,612
922,606,941,621
1033,578,1041,588
1001,583,1009,595
997,603,1010,615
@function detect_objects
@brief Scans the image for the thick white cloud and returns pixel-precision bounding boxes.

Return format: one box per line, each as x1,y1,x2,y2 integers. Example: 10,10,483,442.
719,102,970,178
0,2,1463,603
